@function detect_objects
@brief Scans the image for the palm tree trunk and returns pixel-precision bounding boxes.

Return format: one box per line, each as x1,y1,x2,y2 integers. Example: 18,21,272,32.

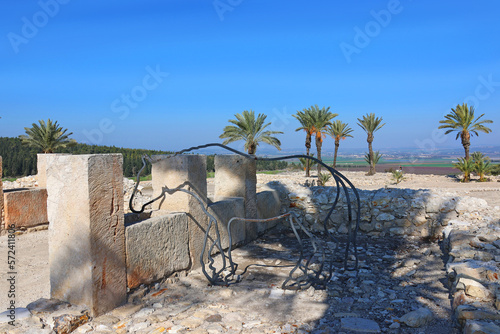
305,147,310,177
367,134,375,175
461,131,471,160
333,139,340,168
316,136,322,176
305,133,311,177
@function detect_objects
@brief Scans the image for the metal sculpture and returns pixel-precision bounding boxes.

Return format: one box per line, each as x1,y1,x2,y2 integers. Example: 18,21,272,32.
129,143,361,290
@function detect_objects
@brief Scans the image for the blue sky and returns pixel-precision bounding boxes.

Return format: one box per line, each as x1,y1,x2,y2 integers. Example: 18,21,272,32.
1,0,499,154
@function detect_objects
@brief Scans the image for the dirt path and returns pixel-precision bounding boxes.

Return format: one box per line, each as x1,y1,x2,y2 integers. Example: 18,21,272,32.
0,229,49,310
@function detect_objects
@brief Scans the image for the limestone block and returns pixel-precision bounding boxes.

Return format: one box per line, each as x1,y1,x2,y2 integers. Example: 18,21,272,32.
456,305,500,323
456,197,488,214
125,213,190,289
376,213,395,221
214,155,257,241
152,155,208,268
46,154,126,317
256,190,281,233
214,155,257,219
464,320,500,334
4,188,48,229
456,278,493,300
399,307,434,328
207,198,245,250
152,155,207,212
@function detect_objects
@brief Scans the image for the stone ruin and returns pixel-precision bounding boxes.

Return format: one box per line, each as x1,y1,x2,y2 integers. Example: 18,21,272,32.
1,150,500,333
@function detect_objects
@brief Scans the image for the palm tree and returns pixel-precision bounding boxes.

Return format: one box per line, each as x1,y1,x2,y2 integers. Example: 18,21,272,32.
293,110,314,177
327,120,353,168
454,157,474,182
298,154,317,173
364,151,383,166
219,110,283,155
357,113,385,176
438,104,493,160
19,119,77,153
472,151,492,182
306,105,337,176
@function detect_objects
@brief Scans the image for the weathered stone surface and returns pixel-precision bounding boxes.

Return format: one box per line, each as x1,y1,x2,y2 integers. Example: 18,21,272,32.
399,307,434,327
3,188,48,229
125,213,190,289
46,154,126,317
456,305,500,322
464,320,500,334
152,155,208,269
457,278,494,300
207,198,245,250
455,197,488,214
214,155,257,220
256,190,281,233
340,317,381,333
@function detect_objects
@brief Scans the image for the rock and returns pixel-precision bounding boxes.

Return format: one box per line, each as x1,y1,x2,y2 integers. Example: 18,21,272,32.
376,213,395,221
456,305,500,322
0,308,31,323
340,317,381,333
456,197,488,214
464,320,500,334
457,278,494,300
399,307,434,328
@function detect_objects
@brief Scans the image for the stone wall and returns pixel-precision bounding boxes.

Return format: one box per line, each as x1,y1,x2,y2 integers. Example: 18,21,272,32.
443,220,500,331
124,154,282,288
267,181,492,238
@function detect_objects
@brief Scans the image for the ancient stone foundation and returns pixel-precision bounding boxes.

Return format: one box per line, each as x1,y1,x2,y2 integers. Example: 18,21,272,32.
45,154,126,317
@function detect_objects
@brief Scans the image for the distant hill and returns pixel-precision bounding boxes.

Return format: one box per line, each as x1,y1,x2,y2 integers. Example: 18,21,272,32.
0,137,288,178
0,137,172,178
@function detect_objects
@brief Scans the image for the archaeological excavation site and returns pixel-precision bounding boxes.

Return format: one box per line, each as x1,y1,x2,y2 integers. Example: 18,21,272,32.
1,148,500,334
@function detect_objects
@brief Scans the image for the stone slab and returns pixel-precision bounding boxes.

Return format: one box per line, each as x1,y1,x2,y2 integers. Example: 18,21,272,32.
4,188,48,229
46,154,126,317
256,190,281,233
152,155,208,268
214,155,257,220
340,317,381,333
207,198,245,251
125,213,190,289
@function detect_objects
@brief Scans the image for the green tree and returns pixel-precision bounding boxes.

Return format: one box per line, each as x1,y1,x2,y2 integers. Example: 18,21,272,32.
327,120,353,168
472,151,492,182
219,110,283,155
364,151,382,166
19,119,77,153
293,110,314,177
298,154,317,172
306,105,337,176
454,157,474,182
357,113,385,176
438,104,493,160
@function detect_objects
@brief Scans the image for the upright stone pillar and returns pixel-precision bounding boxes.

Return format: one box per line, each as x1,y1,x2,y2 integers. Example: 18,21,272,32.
214,155,257,241
45,154,126,316
152,155,207,268
37,154,48,188
38,153,70,188
214,155,257,218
